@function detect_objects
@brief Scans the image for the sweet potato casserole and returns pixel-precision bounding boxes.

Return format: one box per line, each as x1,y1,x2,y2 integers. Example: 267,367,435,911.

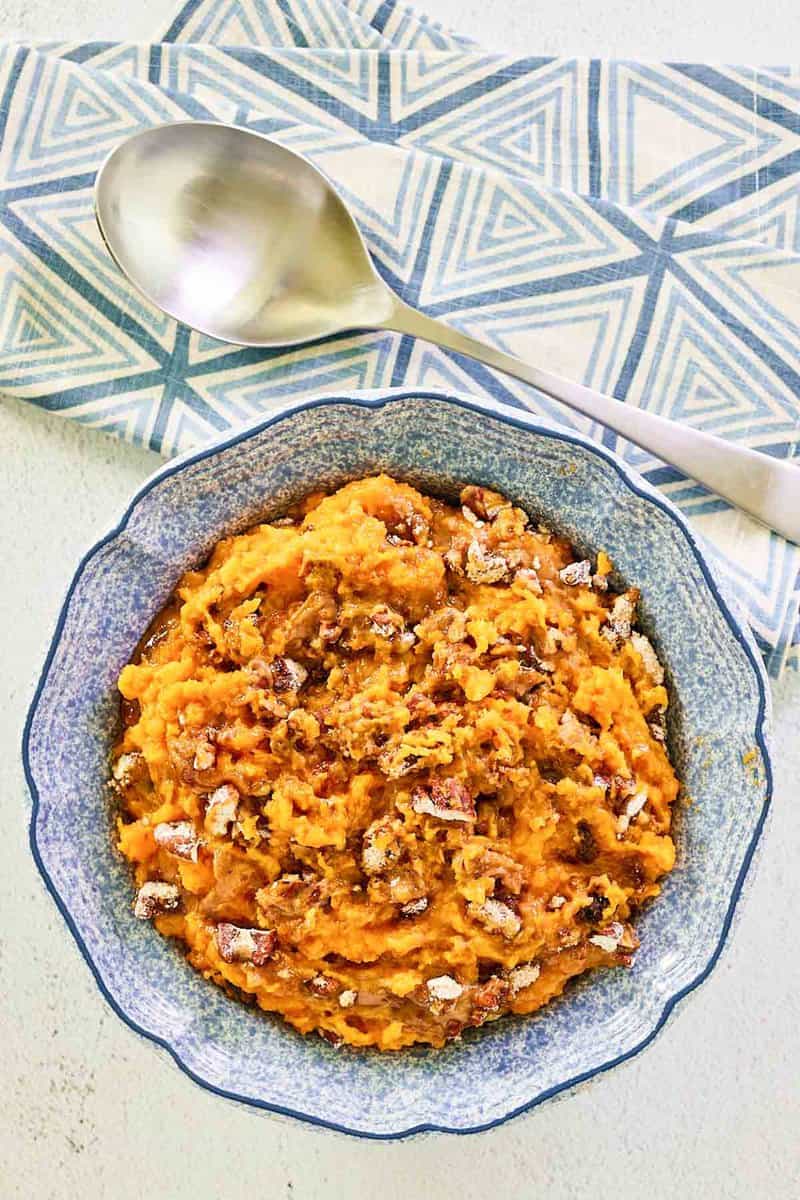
112,475,678,1050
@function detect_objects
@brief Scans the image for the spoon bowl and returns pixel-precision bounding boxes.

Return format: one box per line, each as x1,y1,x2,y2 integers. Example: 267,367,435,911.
95,121,394,345
95,120,800,543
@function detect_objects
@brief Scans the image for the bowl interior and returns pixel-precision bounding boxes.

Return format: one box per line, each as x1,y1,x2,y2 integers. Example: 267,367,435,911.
26,391,770,1137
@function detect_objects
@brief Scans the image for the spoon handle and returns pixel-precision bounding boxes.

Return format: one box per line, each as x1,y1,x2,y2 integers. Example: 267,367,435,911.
386,301,800,544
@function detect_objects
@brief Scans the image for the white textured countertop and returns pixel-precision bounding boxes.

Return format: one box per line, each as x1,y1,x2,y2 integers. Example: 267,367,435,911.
2,2,799,1196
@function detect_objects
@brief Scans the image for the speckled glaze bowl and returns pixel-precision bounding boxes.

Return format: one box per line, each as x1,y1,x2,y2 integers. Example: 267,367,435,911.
24,388,771,1138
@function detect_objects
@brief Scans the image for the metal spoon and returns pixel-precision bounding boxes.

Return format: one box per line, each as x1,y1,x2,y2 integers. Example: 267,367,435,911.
95,121,800,543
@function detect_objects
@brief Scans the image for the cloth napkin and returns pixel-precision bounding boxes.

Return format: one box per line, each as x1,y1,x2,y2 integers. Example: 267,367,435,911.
1,0,799,677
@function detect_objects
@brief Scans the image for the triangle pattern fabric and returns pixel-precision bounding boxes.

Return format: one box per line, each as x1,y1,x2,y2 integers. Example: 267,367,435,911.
710,182,800,255
189,334,399,423
442,276,649,399
603,62,792,216
389,51,507,121
161,45,354,134
628,273,800,455
10,189,176,350
314,144,440,278
61,384,166,448
261,47,382,118
420,165,640,305
0,234,161,395
399,61,585,194
676,237,800,379
0,49,184,185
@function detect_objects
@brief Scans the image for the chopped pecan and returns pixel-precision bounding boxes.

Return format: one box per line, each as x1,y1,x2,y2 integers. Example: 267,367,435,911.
616,790,648,835
630,632,665,685
411,778,476,823
648,706,667,743
308,974,338,998
215,922,277,966
193,735,216,771
318,1029,343,1047
559,559,592,586
589,922,626,953
468,898,522,939
559,709,596,750
472,975,509,1010
508,962,540,995
602,591,638,647
361,817,403,874
477,849,525,894
369,605,405,639
383,505,429,546
464,540,510,585
426,975,463,1003
134,881,181,920
514,567,542,593
354,989,384,1007
153,821,200,862
460,485,511,522
461,504,484,527
112,751,144,785
256,872,323,921
204,784,239,837
270,656,309,693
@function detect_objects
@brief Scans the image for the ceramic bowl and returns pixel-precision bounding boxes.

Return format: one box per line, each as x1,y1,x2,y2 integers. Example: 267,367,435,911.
24,388,772,1138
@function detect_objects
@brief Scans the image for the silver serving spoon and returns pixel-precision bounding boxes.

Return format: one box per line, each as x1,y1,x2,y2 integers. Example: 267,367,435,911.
95,121,800,543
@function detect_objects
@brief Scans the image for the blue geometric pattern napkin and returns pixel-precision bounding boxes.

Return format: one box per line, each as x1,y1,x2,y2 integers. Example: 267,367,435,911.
1,0,799,675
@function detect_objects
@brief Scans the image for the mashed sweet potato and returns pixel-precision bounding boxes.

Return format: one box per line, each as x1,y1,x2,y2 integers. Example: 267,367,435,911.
112,475,678,1050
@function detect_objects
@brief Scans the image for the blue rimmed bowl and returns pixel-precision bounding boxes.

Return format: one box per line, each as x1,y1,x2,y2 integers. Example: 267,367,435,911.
24,388,771,1138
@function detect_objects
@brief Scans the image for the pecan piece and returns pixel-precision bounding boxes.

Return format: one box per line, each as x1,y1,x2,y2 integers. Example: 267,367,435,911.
193,735,216,771
112,751,144,785
648,706,667,743
426,975,463,1003
602,591,637,647
514,567,542,593
270,656,308,693
153,821,200,862
411,778,476,823
204,784,239,837
133,881,181,920
361,817,403,874
308,974,339,998
508,962,541,995
464,539,510,585
468,898,522,939
630,632,665,685
460,485,511,522
215,922,277,966
559,559,592,586
616,790,648,835
472,975,509,1010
